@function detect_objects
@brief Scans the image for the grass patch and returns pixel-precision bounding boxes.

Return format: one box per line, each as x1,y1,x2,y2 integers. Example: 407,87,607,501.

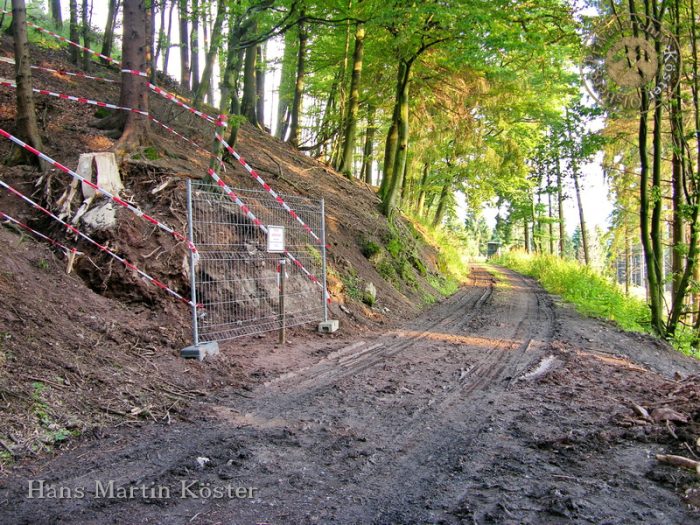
495,251,650,333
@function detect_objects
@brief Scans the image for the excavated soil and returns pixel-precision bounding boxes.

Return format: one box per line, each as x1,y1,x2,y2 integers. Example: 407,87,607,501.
1,266,698,524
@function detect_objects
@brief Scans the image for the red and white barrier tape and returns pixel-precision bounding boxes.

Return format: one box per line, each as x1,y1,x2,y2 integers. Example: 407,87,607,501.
0,178,196,307
205,167,330,303
0,128,198,259
0,209,75,255
214,133,327,248
2,9,221,127
0,80,214,159
0,9,118,65
2,12,318,249
5,11,328,284
31,64,119,83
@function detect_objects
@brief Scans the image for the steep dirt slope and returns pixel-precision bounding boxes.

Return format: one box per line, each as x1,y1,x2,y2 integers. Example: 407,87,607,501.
0,35,453,459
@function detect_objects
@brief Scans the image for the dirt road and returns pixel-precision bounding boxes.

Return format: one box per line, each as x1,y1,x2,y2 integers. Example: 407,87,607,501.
1,266,699,524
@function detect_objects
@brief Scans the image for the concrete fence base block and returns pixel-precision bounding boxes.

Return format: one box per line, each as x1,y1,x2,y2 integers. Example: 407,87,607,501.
180,341,220,361
318,320,340,334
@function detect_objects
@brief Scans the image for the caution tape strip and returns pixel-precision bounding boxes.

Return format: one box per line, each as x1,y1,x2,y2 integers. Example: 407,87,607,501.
30,64,119,83
205,167,330,303
0,178,197,307
0,209,75,254
0,128,198,259
0,80,214,159
0,9,119,65
2,11,320,249
214,133,327,247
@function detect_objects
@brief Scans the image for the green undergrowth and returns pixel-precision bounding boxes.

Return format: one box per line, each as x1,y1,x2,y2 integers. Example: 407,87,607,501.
497,251,700,359
409,218,470,296
496,251,651,333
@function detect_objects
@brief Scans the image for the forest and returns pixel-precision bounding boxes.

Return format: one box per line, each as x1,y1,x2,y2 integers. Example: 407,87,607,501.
4,0,700,351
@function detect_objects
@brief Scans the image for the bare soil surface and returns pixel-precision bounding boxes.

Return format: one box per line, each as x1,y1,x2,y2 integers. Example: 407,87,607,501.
1,266,698,525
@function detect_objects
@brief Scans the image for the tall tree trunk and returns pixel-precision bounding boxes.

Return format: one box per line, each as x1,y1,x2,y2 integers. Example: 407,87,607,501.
256,45,266,129
337,22,365,178
69,0,79,65
241,22,259,126
9,0,45,169
81,0,91,71
147,0,155,81
523,217,530,253
329,15,353,168
178,0,190,89
275,28,296,140
415,162,429,215
625,227,631,294
381,59,411,215
96,0,150,151
432,179,451,228
190,0,200,92
163,0,175,73
360,103,375,185
572,167,589,264
548,173,554,254
287,16,306,148
556,157,565,257
193,0,225,107
379,104,398,198
154,0,166,67
100,0,119,65
49,0,62,29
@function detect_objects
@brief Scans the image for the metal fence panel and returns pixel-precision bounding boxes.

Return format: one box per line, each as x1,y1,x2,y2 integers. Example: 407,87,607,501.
189,179,326,342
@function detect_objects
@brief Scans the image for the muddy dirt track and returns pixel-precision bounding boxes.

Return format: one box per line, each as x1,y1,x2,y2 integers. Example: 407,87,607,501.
1,266,699,524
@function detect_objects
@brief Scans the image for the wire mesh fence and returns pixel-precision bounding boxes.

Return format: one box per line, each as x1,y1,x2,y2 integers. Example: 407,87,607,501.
188,178,327,343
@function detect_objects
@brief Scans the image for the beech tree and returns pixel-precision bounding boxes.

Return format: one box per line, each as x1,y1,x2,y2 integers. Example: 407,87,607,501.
8,0,45,169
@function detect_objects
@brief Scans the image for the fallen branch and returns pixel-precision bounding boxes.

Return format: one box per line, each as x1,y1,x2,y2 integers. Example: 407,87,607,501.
656,454,700,475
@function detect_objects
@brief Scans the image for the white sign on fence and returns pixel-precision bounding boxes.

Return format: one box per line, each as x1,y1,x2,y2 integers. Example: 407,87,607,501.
267,225,285,253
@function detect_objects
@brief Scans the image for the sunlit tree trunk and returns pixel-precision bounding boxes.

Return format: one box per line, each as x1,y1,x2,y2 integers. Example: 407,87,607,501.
190,0,200,92
178,0,190,89
288,16,306,148
194,0,225,107
100,0,119,65
69,0,79,65
256,45,266,128
381,59,411,215
360,103,375,185
338,22,365,178
49,0,62,29
81,0,91,71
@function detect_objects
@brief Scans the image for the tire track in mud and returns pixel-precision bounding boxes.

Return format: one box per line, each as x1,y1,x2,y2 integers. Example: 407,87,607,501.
1,265,559,525
247,267,498,409
323,266,557,523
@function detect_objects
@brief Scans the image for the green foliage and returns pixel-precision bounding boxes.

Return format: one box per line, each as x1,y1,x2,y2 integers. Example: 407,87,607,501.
670,328,700,360
93,108,111,119
386,237,402,259
340,271,362,301
360,238,381,259
141,147,160,161
427,273,460,297
496,251,650,332
376,259,398,284
36,258,49,271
